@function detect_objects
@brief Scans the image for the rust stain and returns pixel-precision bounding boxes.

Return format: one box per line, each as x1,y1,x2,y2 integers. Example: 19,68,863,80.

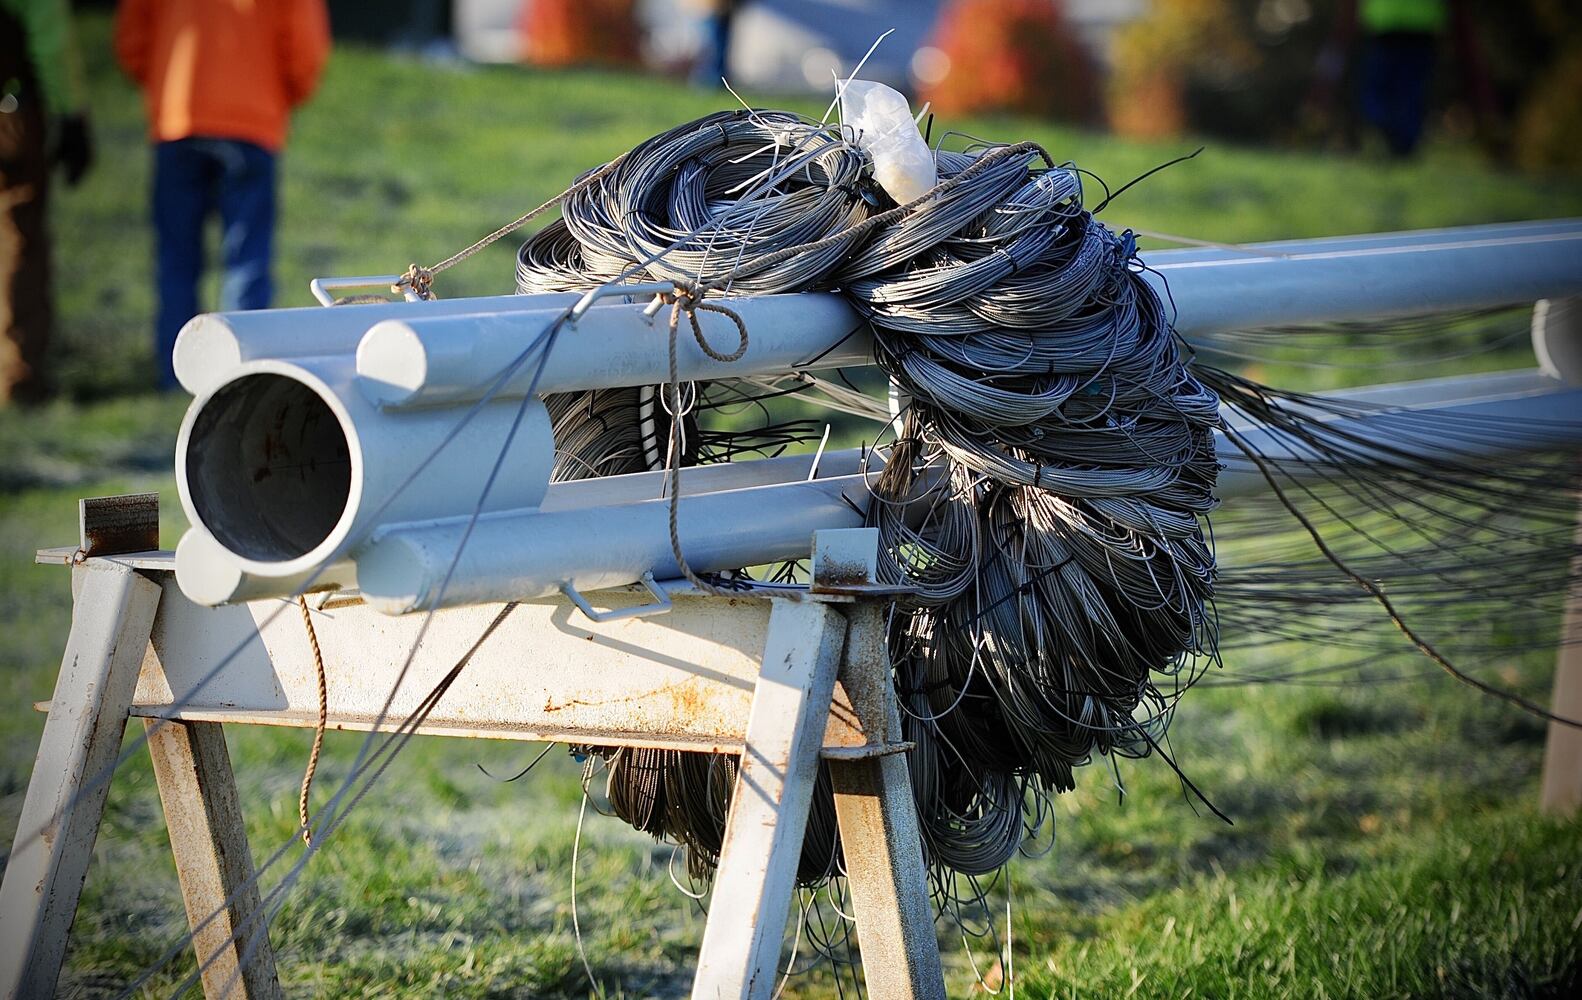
541,678,735,737
813,557,871,588
667,680,704,716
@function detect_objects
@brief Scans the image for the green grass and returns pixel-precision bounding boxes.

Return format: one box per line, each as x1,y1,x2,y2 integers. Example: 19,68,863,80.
1,12,1579,998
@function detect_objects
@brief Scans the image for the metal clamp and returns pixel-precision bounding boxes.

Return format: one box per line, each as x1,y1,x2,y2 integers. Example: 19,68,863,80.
309,275,424,307
560,572,674,623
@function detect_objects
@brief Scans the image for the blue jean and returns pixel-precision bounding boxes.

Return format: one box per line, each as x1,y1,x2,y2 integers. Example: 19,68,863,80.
691,12,734,88
1360,32,1438,158
152,138,276,389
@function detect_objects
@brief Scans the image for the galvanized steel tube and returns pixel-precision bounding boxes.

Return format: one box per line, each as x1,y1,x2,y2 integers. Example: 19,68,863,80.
354,292,869,408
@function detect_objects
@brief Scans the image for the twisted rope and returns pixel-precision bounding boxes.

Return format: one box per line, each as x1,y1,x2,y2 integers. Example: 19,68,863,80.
296,596,329,846
663,284,749,595
393,153,629,300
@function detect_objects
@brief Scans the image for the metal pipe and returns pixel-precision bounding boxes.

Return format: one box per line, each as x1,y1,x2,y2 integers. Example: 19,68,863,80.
355,474,872,614
349,369,1582,613
1533,297,1582,385
1216,370,1582,497
1145,218,1582,334
172,292,580,397
335,221,1582,408
175,531,356,607
173,355,555,595
353,292,869,408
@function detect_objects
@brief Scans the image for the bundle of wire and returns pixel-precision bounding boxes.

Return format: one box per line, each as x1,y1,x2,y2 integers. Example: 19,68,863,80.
513,108,1580,898
514,107,1222,890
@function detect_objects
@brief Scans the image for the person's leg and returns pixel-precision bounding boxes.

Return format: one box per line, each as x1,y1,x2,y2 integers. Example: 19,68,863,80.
1365,32,1437,157
1390,33,1439,156
152,139,211,390
1358,35,1391,136
692,11,731,88
0,170,53,404
214,141,276,314
0,98,53,405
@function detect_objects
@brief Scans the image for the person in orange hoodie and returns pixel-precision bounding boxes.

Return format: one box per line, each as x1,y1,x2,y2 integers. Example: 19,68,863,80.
115,0,330,389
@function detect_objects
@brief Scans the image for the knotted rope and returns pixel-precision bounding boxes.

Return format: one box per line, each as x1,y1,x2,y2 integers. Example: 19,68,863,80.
661,284,748,595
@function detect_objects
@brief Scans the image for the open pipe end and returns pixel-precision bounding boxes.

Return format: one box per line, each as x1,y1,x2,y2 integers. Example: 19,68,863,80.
179,371,357,571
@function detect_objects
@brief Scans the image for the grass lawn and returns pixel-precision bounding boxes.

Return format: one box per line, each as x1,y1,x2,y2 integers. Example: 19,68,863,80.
1,13,1579,998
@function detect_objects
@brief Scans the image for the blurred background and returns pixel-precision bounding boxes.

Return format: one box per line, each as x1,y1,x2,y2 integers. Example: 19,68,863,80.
445,0,1582,167
2,3,1581,996
7,0,1580,403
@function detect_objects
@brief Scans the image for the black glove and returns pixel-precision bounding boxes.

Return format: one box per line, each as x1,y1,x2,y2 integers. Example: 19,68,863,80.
55,114,93,187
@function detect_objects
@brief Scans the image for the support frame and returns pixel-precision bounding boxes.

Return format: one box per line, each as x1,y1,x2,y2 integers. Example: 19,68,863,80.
1,525,945,1000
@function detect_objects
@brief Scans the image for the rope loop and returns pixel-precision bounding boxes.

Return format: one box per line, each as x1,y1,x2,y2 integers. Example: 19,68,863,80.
664,282,749,364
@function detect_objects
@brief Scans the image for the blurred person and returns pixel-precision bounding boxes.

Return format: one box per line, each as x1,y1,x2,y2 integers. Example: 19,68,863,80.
689,0,737,88
1316,0,1491,158
115,0,331,390
0,0,92,405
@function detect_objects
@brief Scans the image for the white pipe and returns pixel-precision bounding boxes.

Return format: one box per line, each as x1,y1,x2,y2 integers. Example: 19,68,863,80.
355,369,1582,613
174,355,555,589
1146,218,1582,333
332,221,1582,408
175,530,356,606
1533,297,1582,385
354,292,869,408
170,222,1582,609
172,292,580,396
355,474,871,613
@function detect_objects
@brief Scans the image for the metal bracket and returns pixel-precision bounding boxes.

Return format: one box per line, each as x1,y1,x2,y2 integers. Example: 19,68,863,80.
560,572,674,623
568,280,676,323
77,493,160,559
309,275,424,306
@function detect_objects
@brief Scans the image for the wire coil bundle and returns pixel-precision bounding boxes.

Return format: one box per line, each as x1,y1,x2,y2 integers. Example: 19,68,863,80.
515,105,1582,906
517,108,1222,887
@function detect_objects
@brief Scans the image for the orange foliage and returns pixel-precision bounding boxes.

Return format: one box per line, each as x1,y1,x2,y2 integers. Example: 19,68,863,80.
919,0,1101,124
518,0,642,68
1108,67,1186,140
1107,0,1256,139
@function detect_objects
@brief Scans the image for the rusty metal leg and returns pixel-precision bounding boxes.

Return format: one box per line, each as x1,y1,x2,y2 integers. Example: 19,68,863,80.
691,599,848,1000
0,561,161,999
145,719,283,999
828,605,946,998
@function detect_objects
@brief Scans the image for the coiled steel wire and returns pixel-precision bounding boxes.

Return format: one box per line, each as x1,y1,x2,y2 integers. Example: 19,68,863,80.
517,108,1222,891
512,106,1582,901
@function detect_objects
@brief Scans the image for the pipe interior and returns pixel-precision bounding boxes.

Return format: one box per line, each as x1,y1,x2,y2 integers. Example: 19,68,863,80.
186,373,352,562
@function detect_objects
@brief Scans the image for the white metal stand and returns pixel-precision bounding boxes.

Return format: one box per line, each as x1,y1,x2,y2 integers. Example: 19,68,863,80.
0,501,943,1000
